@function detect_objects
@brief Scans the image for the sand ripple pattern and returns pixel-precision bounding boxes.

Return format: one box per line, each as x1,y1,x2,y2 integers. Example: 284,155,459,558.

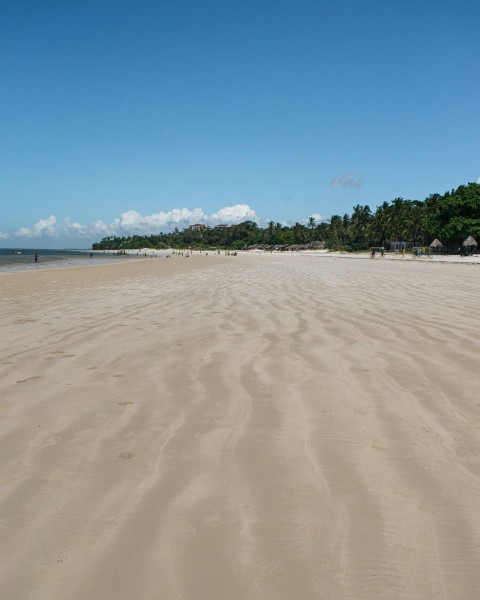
0,254,479,599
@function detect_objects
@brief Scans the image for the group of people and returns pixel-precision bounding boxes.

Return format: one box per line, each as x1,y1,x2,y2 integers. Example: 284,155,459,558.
170,249,238,257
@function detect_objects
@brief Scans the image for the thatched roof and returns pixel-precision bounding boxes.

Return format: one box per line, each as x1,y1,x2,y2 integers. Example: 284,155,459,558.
462,236,478,247
429,238,443,248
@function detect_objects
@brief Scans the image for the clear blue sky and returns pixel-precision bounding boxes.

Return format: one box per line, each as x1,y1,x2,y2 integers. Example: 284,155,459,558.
1,0,479,247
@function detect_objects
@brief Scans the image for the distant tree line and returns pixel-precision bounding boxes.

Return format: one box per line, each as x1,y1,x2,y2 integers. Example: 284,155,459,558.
92,182,480,252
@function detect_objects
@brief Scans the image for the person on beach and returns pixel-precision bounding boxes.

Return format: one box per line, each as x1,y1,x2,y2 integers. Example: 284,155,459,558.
34,253,38,263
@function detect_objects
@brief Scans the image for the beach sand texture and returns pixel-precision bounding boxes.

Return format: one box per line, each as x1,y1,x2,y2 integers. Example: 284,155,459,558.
1,254,479,600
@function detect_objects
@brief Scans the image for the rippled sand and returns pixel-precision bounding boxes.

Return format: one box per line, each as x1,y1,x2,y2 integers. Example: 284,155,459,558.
1,254,479,599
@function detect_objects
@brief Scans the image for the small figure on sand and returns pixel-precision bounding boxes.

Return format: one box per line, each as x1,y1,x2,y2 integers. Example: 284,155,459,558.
34,253,38,263
371,249,375,259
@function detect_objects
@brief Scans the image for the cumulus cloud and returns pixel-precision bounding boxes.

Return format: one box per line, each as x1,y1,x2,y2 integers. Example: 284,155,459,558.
330,173,364,189
210,204,257,223
118,207,208,233
90,219,120,237
9,203,259,242
115,204,256,232
0,231,10,239
63,219,87,237
309,212,323,222
14,227,32,238
15,215,57,238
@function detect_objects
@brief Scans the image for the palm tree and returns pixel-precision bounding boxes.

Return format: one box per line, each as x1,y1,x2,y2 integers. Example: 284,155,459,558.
316,222,329,242
293,222,308,243
350,204,372,250
328,215,346,248
372,201,392,246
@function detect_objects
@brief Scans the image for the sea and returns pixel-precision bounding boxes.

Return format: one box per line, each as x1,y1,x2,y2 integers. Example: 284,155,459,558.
0,248,147,272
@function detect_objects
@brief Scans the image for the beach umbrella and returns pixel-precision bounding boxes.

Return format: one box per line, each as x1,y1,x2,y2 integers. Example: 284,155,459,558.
462,236,478,247
429,238,443,248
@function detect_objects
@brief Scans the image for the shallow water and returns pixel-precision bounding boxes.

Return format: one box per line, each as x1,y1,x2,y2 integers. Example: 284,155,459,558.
0,248,148,272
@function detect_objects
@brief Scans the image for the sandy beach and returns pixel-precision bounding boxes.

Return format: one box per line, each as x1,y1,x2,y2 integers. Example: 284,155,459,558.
1,253,479,600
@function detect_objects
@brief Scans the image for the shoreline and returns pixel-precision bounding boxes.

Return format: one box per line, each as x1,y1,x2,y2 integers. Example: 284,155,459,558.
2,246,479,274
0,252,150,274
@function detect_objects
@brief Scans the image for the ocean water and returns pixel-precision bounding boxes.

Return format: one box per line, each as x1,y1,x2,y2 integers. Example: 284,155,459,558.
0,248,143,272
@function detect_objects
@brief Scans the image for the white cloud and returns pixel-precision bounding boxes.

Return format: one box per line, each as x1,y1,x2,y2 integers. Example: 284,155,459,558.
210,204,258,223
330,173,364,189
0,231,10,239
118,207,208,233
118,205,257,232
15,215,57,238
33,215,57,236
62,219,87,236
90,219,120,236
309,212,323,222
15,226,34,238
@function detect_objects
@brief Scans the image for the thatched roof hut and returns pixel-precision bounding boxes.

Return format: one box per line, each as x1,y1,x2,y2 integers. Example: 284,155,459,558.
429,238,443,248
462,236,478,247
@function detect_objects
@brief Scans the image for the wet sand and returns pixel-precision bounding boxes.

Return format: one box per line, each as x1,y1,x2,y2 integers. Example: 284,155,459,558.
1,253,479,599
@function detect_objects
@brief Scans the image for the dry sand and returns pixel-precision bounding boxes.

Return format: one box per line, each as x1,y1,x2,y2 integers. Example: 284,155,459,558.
1,253,479,600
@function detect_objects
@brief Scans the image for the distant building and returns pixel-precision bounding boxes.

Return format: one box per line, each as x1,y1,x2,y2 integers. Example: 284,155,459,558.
214,224,230,229
189,224,211,231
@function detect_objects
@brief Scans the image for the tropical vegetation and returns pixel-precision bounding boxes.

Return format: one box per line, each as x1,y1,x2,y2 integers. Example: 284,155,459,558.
92,182,480,252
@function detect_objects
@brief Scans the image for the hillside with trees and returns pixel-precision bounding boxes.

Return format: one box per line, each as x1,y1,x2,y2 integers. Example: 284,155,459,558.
92,182,480,252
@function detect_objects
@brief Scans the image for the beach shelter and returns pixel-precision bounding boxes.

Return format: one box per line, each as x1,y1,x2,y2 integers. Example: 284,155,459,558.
429,238,443,248
462,236,477,255
462,236,478,248
309,241,326,249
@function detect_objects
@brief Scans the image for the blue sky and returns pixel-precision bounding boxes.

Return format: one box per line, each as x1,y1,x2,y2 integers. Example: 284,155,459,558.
1,0,479,247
